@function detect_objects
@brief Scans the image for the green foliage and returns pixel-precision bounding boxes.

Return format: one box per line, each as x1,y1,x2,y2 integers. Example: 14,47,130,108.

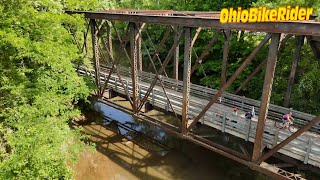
0,0,113,178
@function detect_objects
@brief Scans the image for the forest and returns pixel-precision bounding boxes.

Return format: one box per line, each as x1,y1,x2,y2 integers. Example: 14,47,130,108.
0,0,319,178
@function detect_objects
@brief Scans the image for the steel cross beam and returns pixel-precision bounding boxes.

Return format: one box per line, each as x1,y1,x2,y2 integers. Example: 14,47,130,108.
252,33,281,162
97,23,134,108
234,34,292,94
146,27,171,77
90,19,102,95
84,12,320,36
138,29,181,125
100,22,114,97
191,30,221,75
182,27,192,134
283,35,304,107
221,29,231,87
187,33,272,131
234,58,267,94
111,21,132,66
137,29,184,112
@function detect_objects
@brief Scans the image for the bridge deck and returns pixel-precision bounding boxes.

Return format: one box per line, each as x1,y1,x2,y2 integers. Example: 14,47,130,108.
78,67,320,168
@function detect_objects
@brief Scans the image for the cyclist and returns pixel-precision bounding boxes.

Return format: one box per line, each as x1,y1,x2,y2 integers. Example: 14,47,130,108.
245,111,253,120
282,112,294,126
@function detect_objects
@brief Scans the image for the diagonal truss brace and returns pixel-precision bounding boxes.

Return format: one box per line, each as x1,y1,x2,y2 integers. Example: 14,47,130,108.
187,33,272,131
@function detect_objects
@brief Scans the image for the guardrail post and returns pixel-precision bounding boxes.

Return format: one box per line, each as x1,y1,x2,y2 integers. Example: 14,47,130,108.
139,85,142,100
272,128,280,147
304,138,313,164
222,112,227,133
241,96,245,111
245,118,252,141
201,112,205,124
152,89,155,106
125,80,129,94
114,78,118,92
182,27,192,134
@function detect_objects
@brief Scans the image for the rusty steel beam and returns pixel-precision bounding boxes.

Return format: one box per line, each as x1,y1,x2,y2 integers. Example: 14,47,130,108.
182,27,192,134
139,33,181,125
187,34,272,131
256,115,320,164
234,34,292,95
191,30,221,74
106,22,113,63
100,23,114,97
234,58,267,94
137,24,143,72
191,27,202,48
137,29,184,112
81,20,90,54
130,22,139,113
173,26,179,80
190,134,250,161
146,27,171,77
98,26,134,107
99,22,114,97
221,29,231,87
252,33,281,162
283,35,304,107
100,64,115,97
279,34,293,50
84,12,320,36
111,21,132,65
90,19,102,95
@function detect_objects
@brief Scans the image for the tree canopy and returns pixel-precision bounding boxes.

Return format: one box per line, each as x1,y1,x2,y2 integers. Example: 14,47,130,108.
0,0,115,178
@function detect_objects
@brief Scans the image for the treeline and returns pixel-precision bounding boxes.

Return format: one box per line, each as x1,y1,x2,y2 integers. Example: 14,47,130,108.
0,0,112,178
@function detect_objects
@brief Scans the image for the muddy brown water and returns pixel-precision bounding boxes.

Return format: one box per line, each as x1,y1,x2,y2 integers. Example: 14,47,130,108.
72,101,266,180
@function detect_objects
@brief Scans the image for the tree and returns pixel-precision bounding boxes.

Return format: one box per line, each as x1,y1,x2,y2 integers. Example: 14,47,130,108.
0,0,114,178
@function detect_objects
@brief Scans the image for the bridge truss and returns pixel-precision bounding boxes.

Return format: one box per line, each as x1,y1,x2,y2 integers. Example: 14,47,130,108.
67,10,320,179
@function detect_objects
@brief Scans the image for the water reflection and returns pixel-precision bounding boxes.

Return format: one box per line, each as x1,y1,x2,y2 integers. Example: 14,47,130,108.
93,101,172,156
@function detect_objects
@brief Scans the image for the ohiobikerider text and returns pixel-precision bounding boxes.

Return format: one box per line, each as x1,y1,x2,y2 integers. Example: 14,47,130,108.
220,6,314,23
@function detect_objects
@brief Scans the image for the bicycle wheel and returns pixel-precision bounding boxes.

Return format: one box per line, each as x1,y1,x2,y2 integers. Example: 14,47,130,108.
275,121,283,128
288,125,296,133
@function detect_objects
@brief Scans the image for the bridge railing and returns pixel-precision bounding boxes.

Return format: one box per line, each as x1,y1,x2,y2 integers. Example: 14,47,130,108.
102,65,319,133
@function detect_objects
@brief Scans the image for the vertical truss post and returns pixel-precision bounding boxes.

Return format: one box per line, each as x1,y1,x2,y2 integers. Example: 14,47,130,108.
252,33,280,162
90,19,101,95
106,22,113,64
283,35,304,107
173,26,179,80
130,22,139,113
182,27,192,134
221,30,231,87
137,23,143,73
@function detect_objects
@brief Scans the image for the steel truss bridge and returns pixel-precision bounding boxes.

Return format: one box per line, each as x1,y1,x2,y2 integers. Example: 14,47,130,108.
67,9,320,179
